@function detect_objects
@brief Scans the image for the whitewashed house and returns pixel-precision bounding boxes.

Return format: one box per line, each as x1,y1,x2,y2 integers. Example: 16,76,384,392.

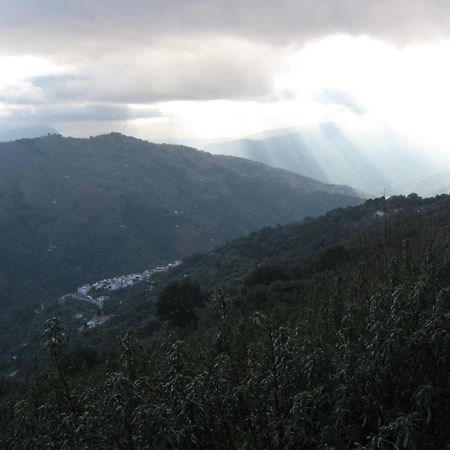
78,284,92,296
110,279,121,290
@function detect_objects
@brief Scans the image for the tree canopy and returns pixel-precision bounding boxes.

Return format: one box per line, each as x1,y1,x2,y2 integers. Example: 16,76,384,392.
156,278,206,327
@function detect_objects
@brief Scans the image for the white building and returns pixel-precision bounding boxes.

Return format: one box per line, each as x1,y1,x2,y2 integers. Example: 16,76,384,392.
78,284,92,296
110,280,121,290
86,320,97,329
94,281,106,290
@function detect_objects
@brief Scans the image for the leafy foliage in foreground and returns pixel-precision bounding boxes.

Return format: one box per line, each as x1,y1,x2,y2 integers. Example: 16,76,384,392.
1,204,450,448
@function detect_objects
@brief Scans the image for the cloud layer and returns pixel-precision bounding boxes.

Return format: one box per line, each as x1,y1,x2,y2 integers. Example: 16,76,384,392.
2,0,450,55
1,1,450,140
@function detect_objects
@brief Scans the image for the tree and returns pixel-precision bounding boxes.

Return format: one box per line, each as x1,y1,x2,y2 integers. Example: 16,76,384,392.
244,264,290,287
314,244,350,272
156,279,206,327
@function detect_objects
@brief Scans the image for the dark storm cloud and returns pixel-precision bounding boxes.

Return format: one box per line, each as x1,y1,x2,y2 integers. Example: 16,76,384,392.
2,0,450,123
1,0,450,55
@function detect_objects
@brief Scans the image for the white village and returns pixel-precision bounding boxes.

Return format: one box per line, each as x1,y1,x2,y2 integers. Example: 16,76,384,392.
66,260,181,330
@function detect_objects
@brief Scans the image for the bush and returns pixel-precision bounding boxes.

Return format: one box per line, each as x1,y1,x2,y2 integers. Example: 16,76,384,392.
314,243,350,271
60,346,99,373
156,278,206,327
244,264,290,287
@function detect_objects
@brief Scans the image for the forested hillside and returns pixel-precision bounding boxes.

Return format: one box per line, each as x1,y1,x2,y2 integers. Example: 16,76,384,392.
1,194,449,448
0,133,362,372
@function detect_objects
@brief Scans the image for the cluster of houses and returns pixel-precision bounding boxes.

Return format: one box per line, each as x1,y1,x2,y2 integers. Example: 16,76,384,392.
77,260,182,297
73,260,182,330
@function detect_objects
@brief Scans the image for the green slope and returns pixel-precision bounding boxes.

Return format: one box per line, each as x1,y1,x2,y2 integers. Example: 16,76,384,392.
0,132,362,368
2,194,449,449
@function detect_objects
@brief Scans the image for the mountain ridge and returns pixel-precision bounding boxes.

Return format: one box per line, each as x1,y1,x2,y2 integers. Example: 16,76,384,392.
206,126,438,195
0,132,362,371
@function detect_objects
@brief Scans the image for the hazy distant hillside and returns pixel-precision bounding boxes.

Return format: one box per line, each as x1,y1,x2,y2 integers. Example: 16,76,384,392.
0,133,361,365
207,125,438,195
389,170,450,197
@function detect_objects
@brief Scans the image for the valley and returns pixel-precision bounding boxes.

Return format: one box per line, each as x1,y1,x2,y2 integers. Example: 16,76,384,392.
0,133,362,375
2,2,450,448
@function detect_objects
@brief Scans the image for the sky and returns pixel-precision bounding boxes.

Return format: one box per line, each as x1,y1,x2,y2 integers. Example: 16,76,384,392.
1,0,450,162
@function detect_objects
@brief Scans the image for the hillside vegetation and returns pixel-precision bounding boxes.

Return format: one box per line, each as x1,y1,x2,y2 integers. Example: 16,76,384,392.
0,133,362,371
1,194,449,448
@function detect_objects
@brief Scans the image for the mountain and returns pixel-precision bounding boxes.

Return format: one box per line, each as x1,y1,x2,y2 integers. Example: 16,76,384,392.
2,193,449,448
389,169,450,197
207,124,439,195
0,132,362,369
